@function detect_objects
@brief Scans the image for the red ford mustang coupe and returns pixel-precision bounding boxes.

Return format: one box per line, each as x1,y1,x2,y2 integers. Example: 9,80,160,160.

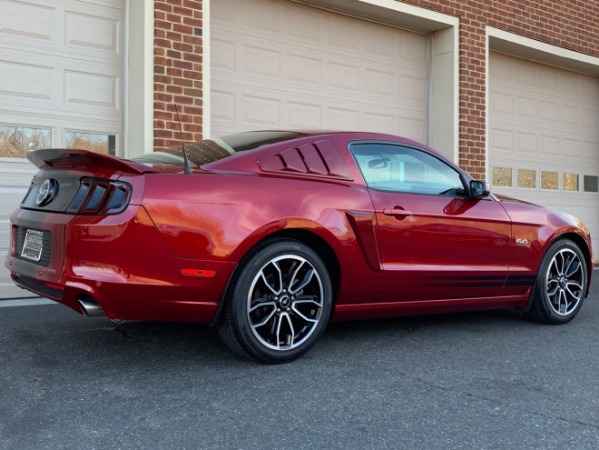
5,131,592,363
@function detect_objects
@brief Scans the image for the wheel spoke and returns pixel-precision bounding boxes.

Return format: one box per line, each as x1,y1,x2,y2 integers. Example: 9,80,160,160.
289,266,315,294
547,279,559,296
293,296,322,308
287,260,305,291
566,283,582,301
249,297,272,311
291,305,318,323
551,253,564,275
558,290,568,314
274,313,295,349
259,262,283,295
249,302,277,328
565,259,581,278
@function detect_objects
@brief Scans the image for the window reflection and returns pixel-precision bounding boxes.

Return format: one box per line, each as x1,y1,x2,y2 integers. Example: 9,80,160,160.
66,132,116,155
0,125,52,158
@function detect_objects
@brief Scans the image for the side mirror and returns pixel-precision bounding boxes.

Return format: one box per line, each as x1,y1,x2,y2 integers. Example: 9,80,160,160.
469,180,490,198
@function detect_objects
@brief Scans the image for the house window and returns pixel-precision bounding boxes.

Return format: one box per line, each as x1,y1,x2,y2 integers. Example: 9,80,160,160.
66,131,116,155
563,173,579,192
541,171,559,190
0,125,52,158
517,169,536,189
583,175,598,193
492,167,512,187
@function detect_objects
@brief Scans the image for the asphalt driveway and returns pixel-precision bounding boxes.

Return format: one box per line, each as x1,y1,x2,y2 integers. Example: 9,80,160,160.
1,273,598,449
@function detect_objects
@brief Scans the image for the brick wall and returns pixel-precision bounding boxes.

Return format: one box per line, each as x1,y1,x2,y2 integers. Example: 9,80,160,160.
153,0,203,151
153,0,599,177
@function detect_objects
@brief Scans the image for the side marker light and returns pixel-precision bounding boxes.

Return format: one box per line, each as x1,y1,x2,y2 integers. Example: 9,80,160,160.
181,269,216,278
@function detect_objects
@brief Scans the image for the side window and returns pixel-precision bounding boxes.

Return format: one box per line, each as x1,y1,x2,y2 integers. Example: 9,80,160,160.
350,142,465,196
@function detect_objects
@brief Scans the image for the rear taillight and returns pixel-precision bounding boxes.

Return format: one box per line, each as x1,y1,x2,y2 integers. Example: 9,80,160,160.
68,178,131,215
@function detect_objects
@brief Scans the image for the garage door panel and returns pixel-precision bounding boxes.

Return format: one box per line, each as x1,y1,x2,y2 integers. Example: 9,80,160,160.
243,95,281,127
212,76,427,139
490,52,599,257
64,70,119,112
540,100,560,122
0,57,55,102
328,14,359,50
401,74,428,103
399,117,427,142
213,74,424,113
0,0,57,43
288,53,323,86
242,0,282,33
364,24,398,58
287,102,322,129
582,140,596,163
287,3,325,43
1,49,121,121
1,0,122,64
212,0,429,140
65,10,120,55
364,67,396,97
327,107,360,131
216,31,427,102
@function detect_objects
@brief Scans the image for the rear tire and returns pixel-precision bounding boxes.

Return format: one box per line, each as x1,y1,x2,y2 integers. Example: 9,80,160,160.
525,239,588,324
218,239,332,363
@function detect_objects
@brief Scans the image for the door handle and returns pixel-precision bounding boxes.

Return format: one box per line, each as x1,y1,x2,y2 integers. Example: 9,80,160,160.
382,208,413,217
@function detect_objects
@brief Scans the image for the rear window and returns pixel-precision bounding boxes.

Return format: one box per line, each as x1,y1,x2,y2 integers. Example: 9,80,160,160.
133,131,305,168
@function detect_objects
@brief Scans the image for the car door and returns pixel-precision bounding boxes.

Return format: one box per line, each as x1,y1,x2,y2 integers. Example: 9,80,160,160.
350,141,512,302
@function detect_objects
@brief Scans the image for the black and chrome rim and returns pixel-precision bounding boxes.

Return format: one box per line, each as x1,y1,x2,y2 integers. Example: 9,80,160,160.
247,255,324,351
545,248,584,316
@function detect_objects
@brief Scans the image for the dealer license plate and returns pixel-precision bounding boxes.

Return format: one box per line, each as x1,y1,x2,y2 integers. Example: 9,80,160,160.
21,229,44,262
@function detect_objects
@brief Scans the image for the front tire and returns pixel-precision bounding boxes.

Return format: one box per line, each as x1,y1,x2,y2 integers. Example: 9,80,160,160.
218,239,333,363
525,239,588,324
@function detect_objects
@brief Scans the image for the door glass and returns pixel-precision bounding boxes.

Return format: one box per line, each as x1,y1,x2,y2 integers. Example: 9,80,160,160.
0,125,52,158
66,131,116,155
350,143,465,196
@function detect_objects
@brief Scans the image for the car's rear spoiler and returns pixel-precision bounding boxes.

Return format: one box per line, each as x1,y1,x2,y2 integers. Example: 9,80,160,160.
27,148,157,174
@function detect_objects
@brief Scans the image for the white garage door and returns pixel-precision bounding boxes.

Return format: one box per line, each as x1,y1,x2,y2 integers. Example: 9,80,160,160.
490,52,599,255
211,0,429,142
0,0,124,299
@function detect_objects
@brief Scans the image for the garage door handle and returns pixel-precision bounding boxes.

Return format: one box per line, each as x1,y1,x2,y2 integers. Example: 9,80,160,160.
383,208,413,217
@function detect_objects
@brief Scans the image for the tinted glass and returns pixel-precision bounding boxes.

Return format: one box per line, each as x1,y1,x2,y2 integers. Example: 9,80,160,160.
133,131,305,167
351,143,465,196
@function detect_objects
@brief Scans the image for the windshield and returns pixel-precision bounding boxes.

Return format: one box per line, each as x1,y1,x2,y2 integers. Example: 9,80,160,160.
132,131,305,168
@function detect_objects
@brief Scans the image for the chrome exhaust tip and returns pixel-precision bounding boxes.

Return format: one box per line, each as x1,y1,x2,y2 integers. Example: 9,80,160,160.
78,297,106,317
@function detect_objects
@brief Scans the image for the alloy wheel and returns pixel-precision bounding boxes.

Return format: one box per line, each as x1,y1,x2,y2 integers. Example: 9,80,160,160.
247,254,324,351
545,248,584,316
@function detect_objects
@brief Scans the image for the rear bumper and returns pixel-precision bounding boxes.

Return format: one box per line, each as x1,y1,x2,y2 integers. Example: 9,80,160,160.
5,205,235,323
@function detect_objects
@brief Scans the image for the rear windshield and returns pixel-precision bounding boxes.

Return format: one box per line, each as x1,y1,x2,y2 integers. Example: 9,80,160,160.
132,131,305,168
